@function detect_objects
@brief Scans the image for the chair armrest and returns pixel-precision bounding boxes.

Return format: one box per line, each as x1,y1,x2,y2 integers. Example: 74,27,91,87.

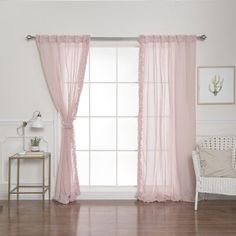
192,150,201,181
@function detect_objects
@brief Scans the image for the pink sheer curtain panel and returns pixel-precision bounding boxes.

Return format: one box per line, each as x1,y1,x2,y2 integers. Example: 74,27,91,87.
137,35,196,202
36,35,90,204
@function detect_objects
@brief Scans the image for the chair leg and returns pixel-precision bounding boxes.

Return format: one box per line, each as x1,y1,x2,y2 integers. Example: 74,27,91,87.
194,191,198,211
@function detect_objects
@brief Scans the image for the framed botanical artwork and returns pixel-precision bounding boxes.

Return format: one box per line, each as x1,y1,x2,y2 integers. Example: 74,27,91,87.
198,66,235,105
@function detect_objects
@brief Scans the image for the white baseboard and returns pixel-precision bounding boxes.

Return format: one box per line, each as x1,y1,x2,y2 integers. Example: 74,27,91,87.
78,192,136,200
1,191,235,201
0,193,136,201
78,186,136,200
0,186,136,200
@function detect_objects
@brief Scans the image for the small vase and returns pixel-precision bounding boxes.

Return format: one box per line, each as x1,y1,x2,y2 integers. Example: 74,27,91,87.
31,146,39,152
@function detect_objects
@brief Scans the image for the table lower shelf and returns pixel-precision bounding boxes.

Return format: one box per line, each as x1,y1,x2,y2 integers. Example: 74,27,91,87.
10,185,49,194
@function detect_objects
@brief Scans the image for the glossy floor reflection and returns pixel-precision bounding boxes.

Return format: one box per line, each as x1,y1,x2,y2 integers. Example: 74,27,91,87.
1,200,236,236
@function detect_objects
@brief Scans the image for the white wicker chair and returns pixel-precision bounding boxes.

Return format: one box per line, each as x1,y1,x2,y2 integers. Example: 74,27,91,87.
192,136,236,210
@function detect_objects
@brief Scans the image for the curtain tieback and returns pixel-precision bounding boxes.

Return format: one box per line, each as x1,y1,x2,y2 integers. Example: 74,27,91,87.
63,122,73,129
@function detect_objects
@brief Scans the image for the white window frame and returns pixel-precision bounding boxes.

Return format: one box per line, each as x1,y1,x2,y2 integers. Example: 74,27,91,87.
75,43,139,199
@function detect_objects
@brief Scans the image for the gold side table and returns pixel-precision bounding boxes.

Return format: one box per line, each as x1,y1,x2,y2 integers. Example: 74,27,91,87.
8,152,51,201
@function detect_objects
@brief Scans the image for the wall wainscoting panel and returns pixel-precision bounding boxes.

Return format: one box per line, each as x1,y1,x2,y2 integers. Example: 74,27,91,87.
197,120,236,138
0,120,55,200
1,119,236,200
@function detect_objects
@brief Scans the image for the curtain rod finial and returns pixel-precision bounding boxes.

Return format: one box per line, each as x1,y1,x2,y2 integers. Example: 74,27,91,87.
198,34,207,41
25,35,35,40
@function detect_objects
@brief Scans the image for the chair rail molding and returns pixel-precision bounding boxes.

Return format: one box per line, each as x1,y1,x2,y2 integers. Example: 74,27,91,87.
197,119,236,125
0,119,53,126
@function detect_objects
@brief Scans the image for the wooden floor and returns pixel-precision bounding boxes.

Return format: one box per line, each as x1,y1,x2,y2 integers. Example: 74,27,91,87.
1,200,236,236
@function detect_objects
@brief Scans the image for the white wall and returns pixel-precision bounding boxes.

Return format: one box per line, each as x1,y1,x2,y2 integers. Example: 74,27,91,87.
0,0,235,199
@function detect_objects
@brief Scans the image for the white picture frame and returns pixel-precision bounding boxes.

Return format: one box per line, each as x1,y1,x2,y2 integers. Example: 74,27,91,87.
198,66,235,105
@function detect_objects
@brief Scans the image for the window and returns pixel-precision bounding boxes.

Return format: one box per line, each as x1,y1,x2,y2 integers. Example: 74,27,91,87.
75,47,139,187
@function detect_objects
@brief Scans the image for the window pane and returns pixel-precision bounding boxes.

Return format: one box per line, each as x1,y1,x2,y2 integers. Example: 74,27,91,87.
118,84,138,116
77,84,89,116
117,151,137,186
118,48,139,82
90,84,116,116
118,118,137,150
90,48,116,82
91,151,116,185
74,118,89,150
91,118,116,150
77,151,89,185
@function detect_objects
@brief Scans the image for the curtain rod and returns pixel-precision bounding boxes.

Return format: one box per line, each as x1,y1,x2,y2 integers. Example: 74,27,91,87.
25,34,207,41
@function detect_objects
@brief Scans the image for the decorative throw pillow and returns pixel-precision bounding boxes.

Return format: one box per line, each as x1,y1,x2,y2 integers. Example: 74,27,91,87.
199,148,236,178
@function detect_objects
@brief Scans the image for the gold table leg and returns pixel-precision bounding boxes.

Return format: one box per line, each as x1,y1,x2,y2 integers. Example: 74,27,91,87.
8,159,11,201
42,158,45,202
48,154,51,201
17,159,20,201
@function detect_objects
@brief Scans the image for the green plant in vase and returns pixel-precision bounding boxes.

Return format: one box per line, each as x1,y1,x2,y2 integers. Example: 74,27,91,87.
30,136,41,152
